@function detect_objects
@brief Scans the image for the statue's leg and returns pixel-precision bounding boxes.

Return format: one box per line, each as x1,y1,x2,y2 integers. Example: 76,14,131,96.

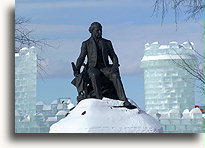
110,73,127,101
101,68,128,102
87,67,102,99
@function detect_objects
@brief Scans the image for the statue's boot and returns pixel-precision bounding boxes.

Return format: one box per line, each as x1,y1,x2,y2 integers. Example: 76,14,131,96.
123,101,137,109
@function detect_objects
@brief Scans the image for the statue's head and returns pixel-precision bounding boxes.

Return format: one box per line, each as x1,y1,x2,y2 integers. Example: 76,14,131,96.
89,22,102,39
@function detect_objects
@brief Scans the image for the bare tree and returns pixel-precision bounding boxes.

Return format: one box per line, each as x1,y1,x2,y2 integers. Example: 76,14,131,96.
152,0,205,24
15,16,53,77
15,17,53,51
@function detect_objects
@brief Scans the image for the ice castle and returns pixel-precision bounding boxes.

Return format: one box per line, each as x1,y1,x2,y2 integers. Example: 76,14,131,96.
141,42,204,133
15,45,203,133
141,41,197,114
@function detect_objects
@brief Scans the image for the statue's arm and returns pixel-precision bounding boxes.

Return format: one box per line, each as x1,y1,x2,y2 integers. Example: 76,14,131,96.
76,41,87,71
108,41,119,67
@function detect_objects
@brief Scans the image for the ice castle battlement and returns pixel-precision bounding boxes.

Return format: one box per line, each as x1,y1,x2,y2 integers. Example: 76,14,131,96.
144,41,195,52
147,108,204,133
15,46,36,56
142,41,196,61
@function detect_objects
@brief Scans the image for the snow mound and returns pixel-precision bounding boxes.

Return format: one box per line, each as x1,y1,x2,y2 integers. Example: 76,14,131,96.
50,98,163,133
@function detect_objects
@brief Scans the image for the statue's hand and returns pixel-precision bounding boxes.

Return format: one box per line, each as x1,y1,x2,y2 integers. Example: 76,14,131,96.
111,65,119,73
71,62,80,76
74,69,80,77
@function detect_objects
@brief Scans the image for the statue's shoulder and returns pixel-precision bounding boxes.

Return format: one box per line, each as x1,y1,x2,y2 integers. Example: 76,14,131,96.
82,39,90,44
102,38,111,43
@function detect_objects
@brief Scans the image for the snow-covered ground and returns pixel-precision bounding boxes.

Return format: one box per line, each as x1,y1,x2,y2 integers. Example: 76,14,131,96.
50,98,163,133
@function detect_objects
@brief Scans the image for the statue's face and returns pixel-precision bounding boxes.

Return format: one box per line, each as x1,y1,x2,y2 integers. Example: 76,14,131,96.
92,25,102,39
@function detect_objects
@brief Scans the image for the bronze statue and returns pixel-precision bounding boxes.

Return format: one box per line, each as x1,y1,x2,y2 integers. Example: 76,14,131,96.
71,22,136,109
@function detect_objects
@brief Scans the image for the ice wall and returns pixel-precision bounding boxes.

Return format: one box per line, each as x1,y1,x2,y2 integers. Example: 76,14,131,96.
147,108,204,133
141,42,197,114
15,98,74,133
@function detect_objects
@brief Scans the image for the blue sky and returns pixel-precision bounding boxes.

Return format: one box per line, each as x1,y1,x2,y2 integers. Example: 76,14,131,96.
16,0,204,106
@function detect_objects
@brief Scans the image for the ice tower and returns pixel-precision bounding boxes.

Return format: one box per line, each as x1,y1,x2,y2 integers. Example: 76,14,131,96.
15,47,37,116
141,42,197,114
15,48,75,133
